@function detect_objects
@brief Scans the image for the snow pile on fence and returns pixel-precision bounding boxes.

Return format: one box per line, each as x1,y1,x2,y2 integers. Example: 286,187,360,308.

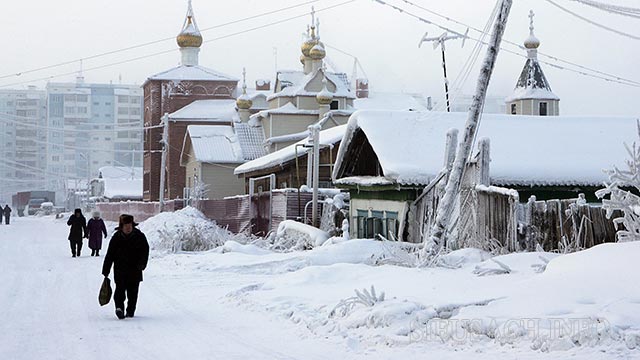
272,220,330,251
140,206,247,253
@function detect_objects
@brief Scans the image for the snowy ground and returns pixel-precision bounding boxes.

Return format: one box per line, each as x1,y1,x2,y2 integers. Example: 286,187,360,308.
1,215,638,359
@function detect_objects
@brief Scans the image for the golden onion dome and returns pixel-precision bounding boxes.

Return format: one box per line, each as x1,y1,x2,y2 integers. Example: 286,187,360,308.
177,16,203,48
309,43,326,60
524,34,540,49
301,38,317,57
236,94,253,110
300,54,307,65
316,80,334,105
301,25,319,56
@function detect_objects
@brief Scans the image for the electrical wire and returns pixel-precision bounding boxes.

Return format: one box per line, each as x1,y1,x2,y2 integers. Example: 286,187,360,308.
569,0,640,19
0,0,322,81
372,0,640,88
0,0,357,89
0,114,161,133
394,0,640,87
546,0,640,40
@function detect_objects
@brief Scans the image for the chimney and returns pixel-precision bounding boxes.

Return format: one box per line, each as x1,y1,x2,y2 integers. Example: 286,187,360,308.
356,78,369,98
255,79,270,91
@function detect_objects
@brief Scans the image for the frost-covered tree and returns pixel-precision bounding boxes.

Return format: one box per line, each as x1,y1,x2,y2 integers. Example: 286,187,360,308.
596,121,640,242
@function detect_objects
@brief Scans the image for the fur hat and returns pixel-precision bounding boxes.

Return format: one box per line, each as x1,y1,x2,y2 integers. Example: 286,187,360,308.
118,214,138,227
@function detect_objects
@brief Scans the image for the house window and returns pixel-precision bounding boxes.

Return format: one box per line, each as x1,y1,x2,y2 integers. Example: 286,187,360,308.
330,100,339,110
539,102,548,116
510,103,517,115
356,210,399,240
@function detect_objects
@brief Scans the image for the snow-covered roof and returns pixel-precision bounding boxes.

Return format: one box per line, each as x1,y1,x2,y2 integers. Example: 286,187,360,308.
268,69,354,101
183,125,245,164
235,125,346,175
98,166,142,180
333,110,638,187
275,70,306,89
353,92,428,111
168,99,237,122
147,65,238,82
505,58,559,102
102,178,143,200
249,103,355,124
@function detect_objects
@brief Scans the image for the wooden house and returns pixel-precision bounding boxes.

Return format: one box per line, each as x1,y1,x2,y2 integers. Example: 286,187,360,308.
332,110,638,242
234,125,346,193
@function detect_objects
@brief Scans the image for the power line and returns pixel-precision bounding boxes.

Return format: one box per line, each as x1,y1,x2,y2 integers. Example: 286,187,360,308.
372,0,640,88
0,0,322,81
0,1,356,88
0,114,161,133
569,0,640,19
396,0,640,87
546,0,640,40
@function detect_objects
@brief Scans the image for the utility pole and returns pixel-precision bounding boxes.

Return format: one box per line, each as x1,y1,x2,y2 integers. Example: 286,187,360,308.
426,0,513,256
311,124,320,227
79,152,91,207
419,30,468,112
130,147,135,180
158,113,169,211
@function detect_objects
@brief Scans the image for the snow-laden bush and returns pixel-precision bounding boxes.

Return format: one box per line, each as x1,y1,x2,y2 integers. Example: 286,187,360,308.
329,285,386,318
596,121,640,242
140,206,251,252
271,220,330,252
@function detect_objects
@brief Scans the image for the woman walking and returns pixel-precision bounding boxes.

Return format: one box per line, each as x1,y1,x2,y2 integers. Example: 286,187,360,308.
87,211,108,256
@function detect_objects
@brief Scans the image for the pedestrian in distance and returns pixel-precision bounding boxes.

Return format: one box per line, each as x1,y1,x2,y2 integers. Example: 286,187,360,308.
3,205,11,225
0,204,4,224
67,208,87,258
87,211,108,257
102,214,149,320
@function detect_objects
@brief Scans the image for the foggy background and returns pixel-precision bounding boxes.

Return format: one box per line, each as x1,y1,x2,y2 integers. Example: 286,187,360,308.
0,0,638,116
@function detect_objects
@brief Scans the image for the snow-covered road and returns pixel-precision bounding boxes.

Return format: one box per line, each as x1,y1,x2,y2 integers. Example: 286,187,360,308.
0,216,359,360
2,215,637,359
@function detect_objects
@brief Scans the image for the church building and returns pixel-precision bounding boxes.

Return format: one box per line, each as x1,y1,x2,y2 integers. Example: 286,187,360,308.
142,1,240,201
505,11,560,116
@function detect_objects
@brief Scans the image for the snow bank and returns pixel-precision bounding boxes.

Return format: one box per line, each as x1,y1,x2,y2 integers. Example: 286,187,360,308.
273,220,330,251
139,206,246,253
222,241,640,354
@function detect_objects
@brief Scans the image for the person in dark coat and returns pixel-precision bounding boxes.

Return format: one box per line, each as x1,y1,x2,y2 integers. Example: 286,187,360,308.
0,205,4,224
3,205,11,225
87,211,108,256
67,208,87,257
102,214,149,319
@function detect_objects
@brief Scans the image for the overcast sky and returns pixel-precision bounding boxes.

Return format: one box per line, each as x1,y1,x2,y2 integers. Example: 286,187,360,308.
1,0,638,116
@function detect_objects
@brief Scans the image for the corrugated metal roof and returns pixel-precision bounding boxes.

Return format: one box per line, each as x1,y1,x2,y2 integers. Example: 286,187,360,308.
235,125,346,175
187,125,244,163
235,123,267,160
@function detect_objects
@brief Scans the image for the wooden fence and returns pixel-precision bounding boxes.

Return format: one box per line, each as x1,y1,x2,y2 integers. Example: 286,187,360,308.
455,185,519,252
194,191,318,236
93,191,324,236
517,196,619,251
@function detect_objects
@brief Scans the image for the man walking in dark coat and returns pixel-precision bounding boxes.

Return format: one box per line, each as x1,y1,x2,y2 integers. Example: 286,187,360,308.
67,208,87,257
87,211,108,256
102,214,149,319
4,205,12,225
0,205,4,224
